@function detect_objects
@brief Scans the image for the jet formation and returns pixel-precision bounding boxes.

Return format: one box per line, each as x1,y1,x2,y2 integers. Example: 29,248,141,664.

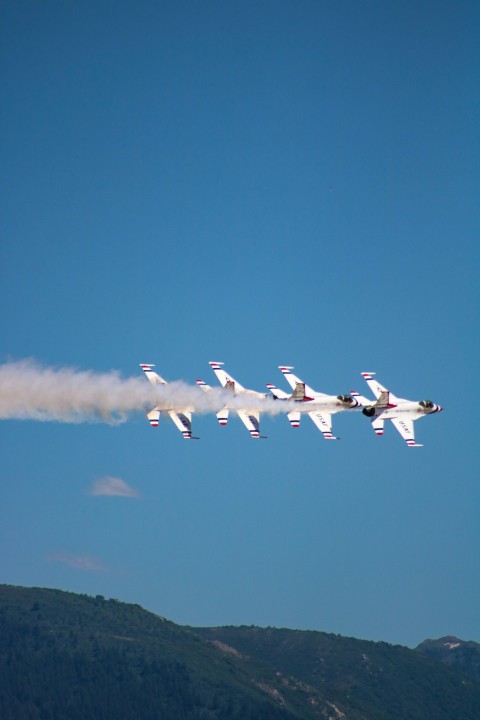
140,362,442,447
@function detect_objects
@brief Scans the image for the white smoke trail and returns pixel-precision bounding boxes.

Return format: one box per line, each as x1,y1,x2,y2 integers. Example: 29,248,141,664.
0,359,296,424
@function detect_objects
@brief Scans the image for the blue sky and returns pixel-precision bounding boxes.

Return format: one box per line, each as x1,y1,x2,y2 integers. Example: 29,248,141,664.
1,1,479,647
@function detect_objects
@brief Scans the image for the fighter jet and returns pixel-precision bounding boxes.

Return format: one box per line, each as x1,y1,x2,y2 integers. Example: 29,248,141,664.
359,372,442,447
196,361,267,438
267,366,361,440
140,364,199,439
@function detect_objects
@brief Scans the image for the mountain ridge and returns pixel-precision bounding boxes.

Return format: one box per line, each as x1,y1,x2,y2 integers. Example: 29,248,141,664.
1,584,479,720
416,635,480,681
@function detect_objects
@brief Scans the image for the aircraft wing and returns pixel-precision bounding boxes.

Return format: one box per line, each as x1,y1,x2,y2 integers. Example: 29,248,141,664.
278,367,320,398
209,361,244,391
361,372,398,403
350,390,372,407
141,365,164,428
307,411,338,440
140,363,167,386
266,383,290,400
237,409,263,438
168,410,198,439
391,418,422,447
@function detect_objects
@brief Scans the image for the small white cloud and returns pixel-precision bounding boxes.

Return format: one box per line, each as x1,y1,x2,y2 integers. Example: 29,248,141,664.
49,551,108,573
89,476,140,498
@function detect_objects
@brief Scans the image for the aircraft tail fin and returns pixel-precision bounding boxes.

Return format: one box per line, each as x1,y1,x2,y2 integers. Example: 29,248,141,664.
291,382,314,401
375,390,396,409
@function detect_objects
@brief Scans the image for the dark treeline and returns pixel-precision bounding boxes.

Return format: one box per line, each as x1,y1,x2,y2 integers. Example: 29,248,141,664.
1,585,480,720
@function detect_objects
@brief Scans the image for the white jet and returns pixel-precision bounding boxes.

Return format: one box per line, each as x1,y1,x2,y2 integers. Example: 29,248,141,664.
359,372,442,447
267,366,362,440
196,362,267,438
140,364,199,439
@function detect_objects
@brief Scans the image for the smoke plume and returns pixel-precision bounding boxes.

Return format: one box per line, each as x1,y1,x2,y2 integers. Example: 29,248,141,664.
0,359,295,424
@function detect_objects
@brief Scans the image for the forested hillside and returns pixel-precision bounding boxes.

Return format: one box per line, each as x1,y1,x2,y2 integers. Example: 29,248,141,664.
195,625,480,720
0,585,312,720
416,636,480,681
1,585,479,720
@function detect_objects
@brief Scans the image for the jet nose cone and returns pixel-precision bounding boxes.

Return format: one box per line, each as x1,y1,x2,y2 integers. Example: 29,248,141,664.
437,405,443,412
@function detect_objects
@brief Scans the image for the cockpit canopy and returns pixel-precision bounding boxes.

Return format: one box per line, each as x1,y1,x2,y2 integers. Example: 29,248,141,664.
419,400,434,408
337,394,353,403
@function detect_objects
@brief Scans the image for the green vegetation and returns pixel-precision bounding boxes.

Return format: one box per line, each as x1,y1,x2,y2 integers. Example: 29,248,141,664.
194,625,480,719
416,636,480,681
0,585,325,719
1,585,479,719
